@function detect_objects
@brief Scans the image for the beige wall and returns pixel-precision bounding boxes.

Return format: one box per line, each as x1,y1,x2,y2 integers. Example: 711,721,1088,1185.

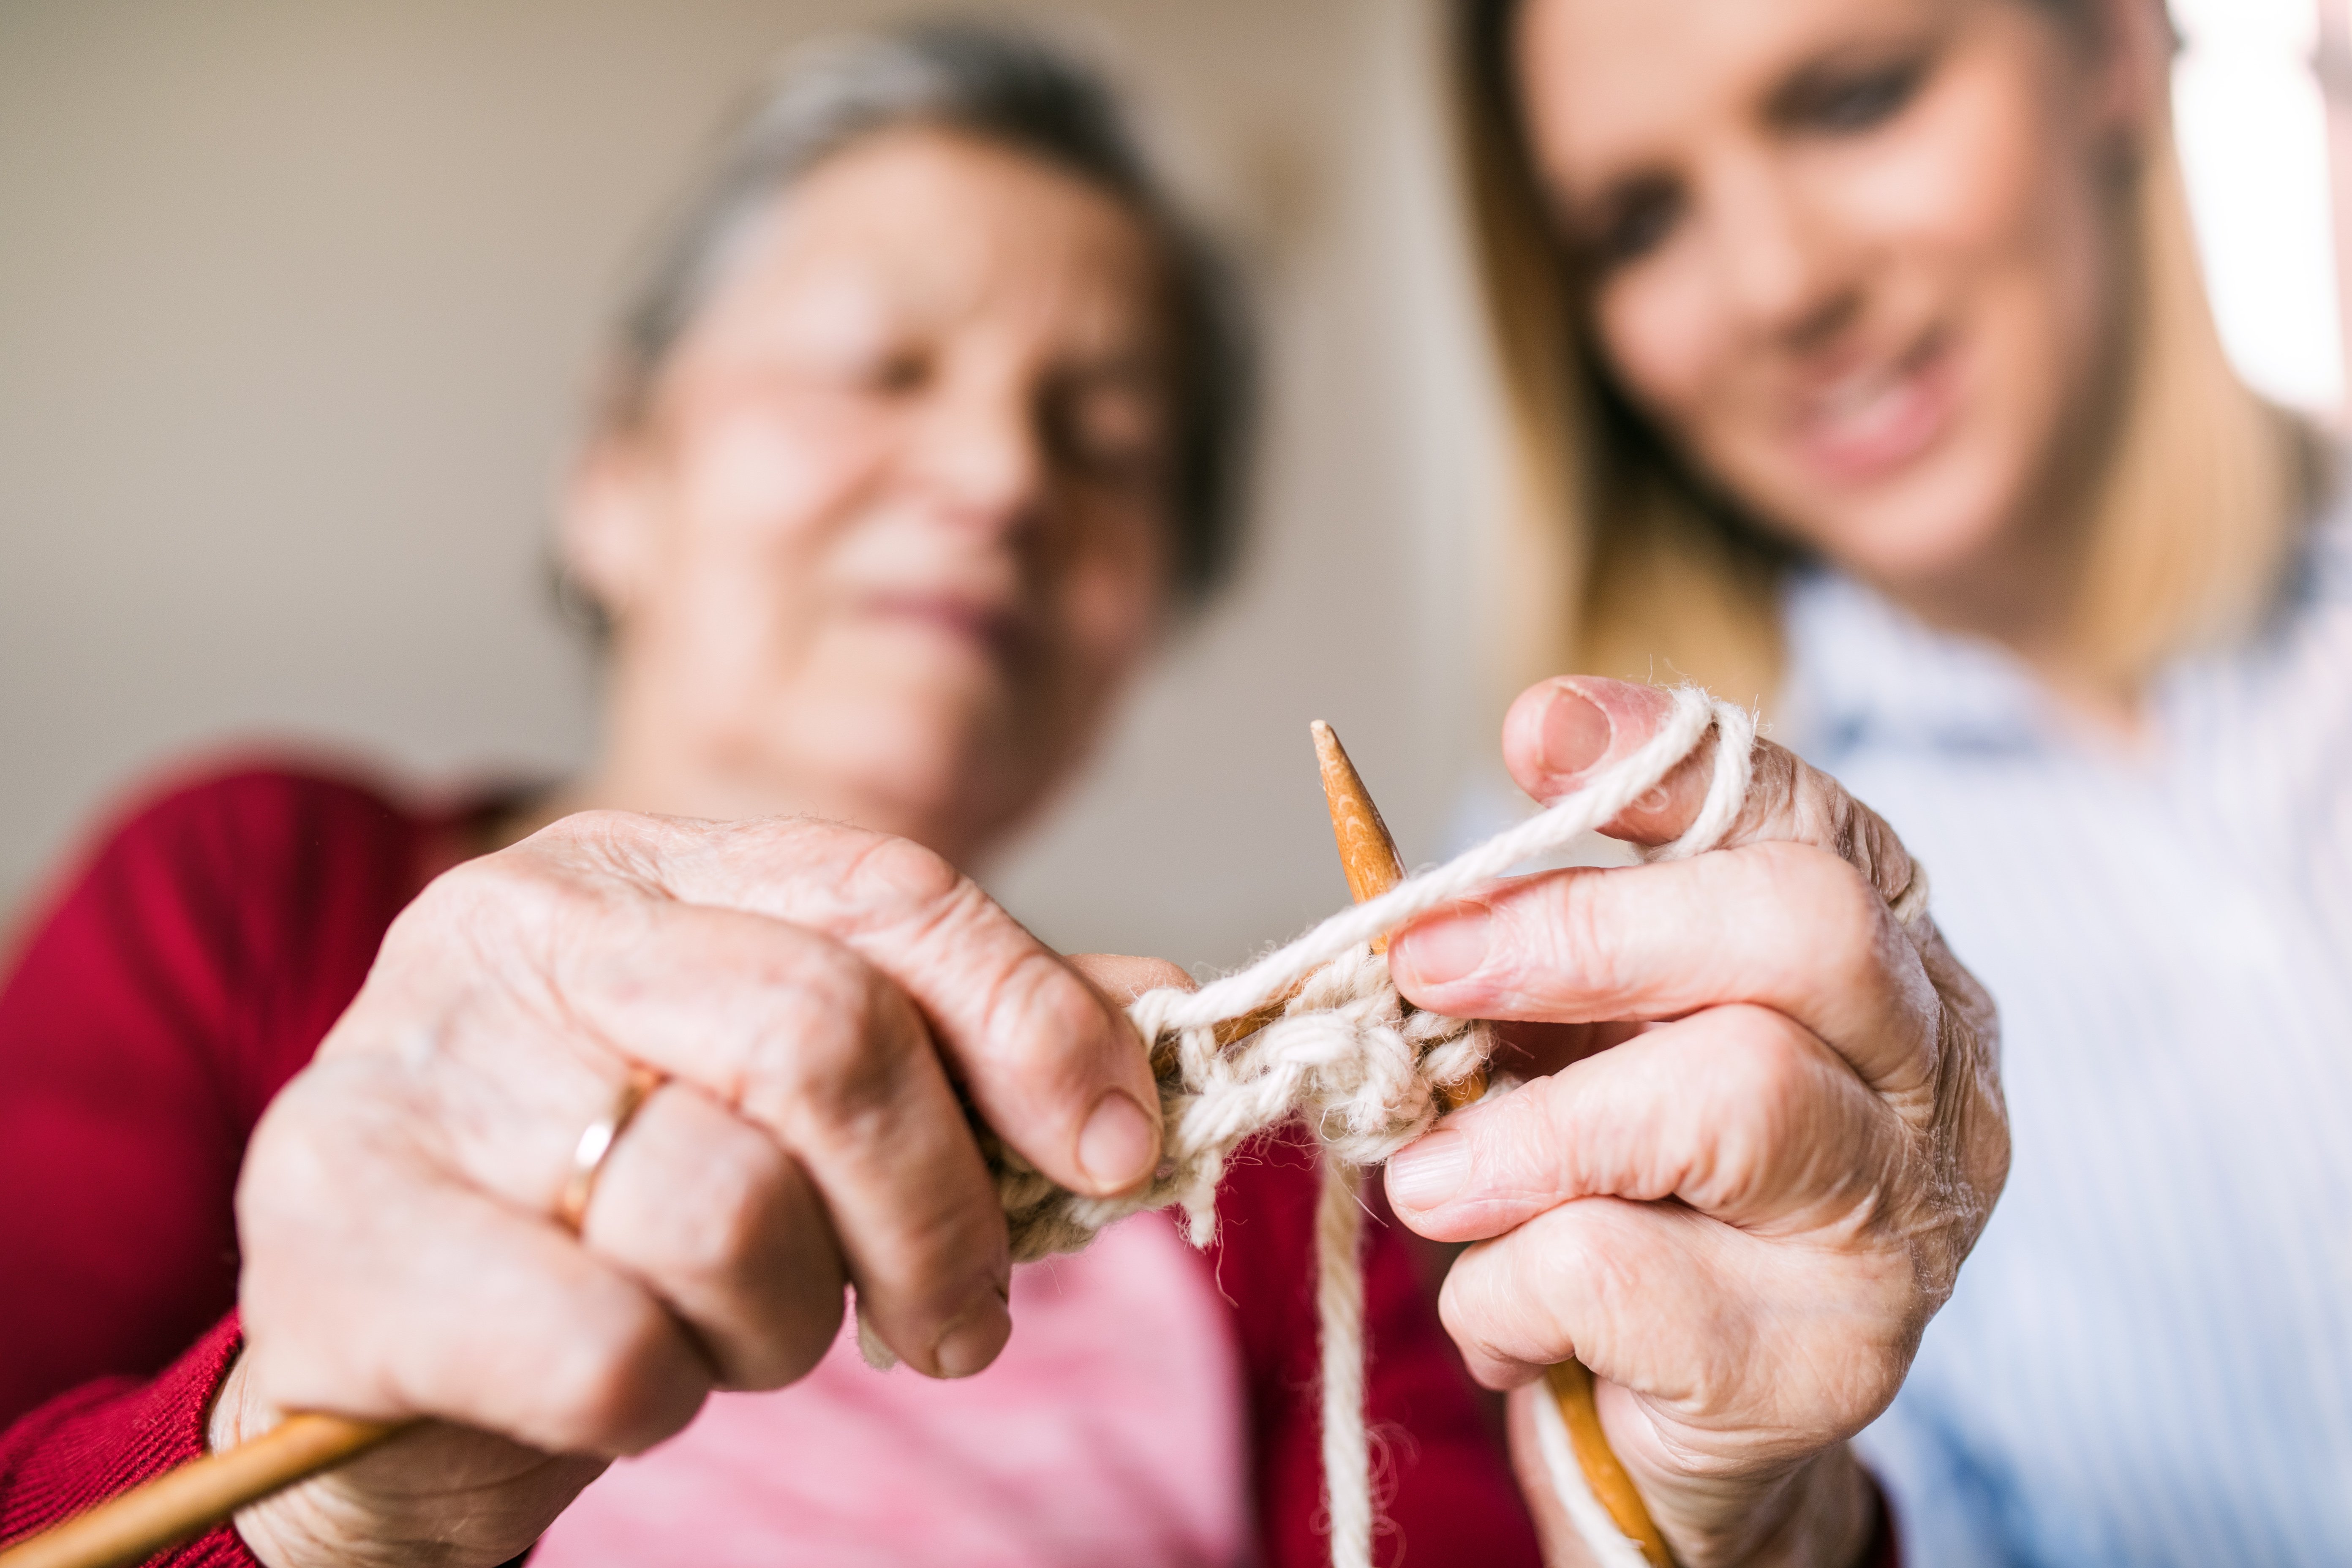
0,0,1508,968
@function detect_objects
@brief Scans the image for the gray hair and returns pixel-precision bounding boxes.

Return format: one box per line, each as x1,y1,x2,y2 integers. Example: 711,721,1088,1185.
609,19,1252,599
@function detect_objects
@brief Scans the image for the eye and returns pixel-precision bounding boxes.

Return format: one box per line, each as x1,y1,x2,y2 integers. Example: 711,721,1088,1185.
1582,178,1685,270
1045,371,1168,488
1782,57,1925,135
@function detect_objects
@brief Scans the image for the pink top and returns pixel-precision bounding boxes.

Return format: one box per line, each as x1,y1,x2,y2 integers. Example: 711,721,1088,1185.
537,1211,1252,1568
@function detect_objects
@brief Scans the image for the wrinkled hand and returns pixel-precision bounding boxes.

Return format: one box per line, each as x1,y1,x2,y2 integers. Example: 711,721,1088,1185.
217,813,1164,1568
1383,678,2008,1568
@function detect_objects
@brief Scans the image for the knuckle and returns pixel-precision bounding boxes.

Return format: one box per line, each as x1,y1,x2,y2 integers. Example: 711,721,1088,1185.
1764,842,1887,972
535,808,625,851
1484,1076,1582,1194
238,1071,405,1243
837,831,967,921
1773,750,1855,845
1854,1312,1923,1412
543,806,665,857
397,844,642,989
1735,743,1806,839
1437,1246,1527,1372
1761,757,1922,912
975,949,1107,1081
1542,1207,1643,1327
1692,1012,1818,1186
1441,1211,1606,1370
645,1132,795,1290
543,1298,697,1449
746,950,923,1132
1716,1009,1816,1108
531,810,677,893
1501,871,1621,1002
1802,789,1865,868
399,851,557,940
1852,803,1915,900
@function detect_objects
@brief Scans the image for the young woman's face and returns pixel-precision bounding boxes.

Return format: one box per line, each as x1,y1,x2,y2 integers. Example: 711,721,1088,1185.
1515,0,2138,600
569,128,1178,855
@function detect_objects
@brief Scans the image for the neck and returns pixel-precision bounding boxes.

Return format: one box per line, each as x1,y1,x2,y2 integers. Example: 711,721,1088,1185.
1876,526,2145,744
497,752,990,866
491,668,988,864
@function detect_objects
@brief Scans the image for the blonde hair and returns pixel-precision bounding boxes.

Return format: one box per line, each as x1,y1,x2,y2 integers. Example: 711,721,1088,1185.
1452,0,2323,709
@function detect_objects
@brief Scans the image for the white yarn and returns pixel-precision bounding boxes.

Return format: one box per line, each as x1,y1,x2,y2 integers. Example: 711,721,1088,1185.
1315,1161,1372,1568
983,688,1917,1567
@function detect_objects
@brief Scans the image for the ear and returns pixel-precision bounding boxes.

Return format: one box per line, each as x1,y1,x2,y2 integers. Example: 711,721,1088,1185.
559,429,665,629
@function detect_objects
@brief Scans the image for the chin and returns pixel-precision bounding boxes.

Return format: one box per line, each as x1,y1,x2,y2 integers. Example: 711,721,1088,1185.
784,686,1037,858
1763,433,2036,599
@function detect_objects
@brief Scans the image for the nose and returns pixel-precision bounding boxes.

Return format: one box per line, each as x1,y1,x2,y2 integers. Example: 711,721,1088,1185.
913,367,1048,537
1701,148,1860,350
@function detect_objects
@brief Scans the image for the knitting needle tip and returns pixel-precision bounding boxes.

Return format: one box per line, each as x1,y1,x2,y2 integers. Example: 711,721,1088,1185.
1309,721,1489,1112
1309,721,1406,924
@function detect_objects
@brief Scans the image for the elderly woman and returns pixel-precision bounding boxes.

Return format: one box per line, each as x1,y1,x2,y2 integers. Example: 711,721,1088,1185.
0,25,1541,1568
1376,0,2351,1562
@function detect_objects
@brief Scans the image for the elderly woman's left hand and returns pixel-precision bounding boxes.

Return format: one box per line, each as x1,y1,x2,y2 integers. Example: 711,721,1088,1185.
213,812,1166,1568
1383,677,2009,1568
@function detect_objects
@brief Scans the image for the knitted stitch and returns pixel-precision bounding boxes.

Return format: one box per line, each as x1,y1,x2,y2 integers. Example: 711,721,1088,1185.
983,688,1796,1568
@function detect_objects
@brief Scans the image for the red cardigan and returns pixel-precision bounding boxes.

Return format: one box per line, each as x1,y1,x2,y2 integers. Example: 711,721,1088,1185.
0,764,1540,1567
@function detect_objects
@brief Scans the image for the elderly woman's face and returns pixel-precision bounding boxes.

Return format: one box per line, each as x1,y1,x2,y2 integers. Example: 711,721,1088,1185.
571,128,1176,853
1516,0,2133,598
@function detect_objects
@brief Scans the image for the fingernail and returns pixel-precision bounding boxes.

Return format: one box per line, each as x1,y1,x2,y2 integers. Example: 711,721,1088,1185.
1392,906,1492,987
1387,1130,1471,1210
1538,685,1613,778
931,1289,1012,1380
1076,1088,1159,1193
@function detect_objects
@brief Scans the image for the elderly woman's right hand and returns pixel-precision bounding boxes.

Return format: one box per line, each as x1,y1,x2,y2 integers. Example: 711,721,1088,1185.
210,812,1164,1568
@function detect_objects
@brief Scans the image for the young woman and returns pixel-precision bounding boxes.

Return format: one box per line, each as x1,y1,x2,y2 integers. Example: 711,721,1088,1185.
1399,0,2351,1561
0,25,1542,1568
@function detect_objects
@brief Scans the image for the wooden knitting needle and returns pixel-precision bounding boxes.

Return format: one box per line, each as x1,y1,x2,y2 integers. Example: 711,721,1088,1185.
1547,1362,1675,1567
0,1412,398,1568
1307,720,1672,1568
5,725,1669,1568
1309,721,1485,1111
1312,721,1407,923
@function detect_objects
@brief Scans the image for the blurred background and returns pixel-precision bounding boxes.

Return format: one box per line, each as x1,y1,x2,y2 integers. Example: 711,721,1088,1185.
0,0,2345,966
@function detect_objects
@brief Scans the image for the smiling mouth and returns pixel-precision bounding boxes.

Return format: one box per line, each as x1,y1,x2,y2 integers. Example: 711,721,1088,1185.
1786,330,1957,484
862,593,1033,665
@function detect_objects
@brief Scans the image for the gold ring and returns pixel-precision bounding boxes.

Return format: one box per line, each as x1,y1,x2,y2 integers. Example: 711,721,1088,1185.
555,1064,664,1234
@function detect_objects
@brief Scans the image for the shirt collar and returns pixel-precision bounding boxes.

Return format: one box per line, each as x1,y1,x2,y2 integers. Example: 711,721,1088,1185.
1778,568,2060,759
1777,462,2352,762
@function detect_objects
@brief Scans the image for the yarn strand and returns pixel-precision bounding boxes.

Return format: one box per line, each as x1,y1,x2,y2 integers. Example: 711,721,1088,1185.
1145,688,1731,1039
980,687,1785,1568
1316,1160,1372,1568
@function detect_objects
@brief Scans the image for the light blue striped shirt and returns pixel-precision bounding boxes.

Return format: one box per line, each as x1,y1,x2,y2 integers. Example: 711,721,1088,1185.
1782,501,2352,1565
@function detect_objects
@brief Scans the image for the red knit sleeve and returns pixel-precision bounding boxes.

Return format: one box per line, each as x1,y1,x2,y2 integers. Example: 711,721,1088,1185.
0,763,427,1426
1208,1127,1541,1568
0,1312,259,1565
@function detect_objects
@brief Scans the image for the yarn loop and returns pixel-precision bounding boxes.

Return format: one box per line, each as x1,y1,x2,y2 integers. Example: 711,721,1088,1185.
973,689,1892,1568
996,688,1769,1266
